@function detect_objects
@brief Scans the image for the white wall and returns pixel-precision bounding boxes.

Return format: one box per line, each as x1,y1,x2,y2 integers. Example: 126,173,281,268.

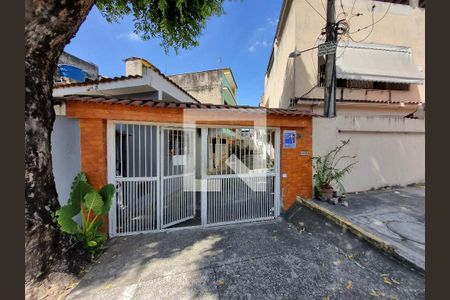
313,116,425,193
52,116,81,222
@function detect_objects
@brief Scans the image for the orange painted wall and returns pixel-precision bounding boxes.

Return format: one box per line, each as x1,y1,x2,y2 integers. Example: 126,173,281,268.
71,102,312,236
79,118,108,233
280,123,313,210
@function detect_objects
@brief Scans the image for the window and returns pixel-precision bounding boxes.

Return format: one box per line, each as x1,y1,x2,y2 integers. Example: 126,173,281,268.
336,79,410,91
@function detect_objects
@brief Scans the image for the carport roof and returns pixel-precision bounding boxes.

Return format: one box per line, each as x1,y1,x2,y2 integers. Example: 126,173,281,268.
54,96,317,117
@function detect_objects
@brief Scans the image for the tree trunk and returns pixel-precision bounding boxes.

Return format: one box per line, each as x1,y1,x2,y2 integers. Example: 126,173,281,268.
25,0,95,282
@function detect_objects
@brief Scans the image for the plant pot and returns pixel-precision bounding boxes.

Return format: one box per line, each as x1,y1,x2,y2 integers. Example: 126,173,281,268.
314,187,327,201
322,187,334,201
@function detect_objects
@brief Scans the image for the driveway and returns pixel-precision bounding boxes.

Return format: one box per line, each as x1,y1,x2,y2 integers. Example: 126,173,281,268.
313,186,425,271
67,206,424,299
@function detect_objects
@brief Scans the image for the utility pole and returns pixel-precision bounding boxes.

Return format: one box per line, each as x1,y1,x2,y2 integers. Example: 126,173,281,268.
323,0,337,118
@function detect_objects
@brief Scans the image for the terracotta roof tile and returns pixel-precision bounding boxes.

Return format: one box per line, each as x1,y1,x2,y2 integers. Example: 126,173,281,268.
54,75,142,88
54,96,316,117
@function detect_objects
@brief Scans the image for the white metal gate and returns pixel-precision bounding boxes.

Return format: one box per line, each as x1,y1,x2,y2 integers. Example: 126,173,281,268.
161,128,196,228
108,122,280,236
202,127,280,226
111,123,160,235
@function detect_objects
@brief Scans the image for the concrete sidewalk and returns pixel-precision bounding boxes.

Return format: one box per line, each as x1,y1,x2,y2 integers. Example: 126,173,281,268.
306,186,425,272
67,208,424,299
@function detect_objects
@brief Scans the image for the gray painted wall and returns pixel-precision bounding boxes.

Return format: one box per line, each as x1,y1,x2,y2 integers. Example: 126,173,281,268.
52,116,81,223
169,70,223,105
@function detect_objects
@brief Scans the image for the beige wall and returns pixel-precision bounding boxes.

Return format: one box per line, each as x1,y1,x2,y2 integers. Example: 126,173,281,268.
169,71,223,105
264,0,425,110
313,115,425,193
263,2,296,108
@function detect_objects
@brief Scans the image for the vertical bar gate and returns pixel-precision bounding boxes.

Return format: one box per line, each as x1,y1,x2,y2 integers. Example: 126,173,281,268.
161,128,196,228
204,127,279,226
108,122,280,236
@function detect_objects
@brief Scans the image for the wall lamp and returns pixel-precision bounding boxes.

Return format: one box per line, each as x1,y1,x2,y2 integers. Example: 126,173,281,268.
288,45,319,58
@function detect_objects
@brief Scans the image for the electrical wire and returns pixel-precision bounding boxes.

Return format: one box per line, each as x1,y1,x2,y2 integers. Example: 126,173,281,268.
305,0,327,21
336,0,348,20
349,1,392,36
320,0,326,14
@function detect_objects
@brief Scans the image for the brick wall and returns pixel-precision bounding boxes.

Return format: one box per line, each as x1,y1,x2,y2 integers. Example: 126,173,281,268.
79,118,108,233
280,122,313,210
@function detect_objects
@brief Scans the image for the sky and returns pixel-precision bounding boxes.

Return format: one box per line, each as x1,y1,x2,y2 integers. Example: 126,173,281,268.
64,0,283,106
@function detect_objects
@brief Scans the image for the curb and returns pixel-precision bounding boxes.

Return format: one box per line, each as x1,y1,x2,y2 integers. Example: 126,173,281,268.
296,196,425,274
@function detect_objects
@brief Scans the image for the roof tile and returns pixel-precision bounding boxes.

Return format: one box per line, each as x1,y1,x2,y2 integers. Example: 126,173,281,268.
54,96,316,117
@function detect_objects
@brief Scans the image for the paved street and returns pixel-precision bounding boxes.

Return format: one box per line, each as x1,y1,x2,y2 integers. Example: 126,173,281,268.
313,186,425,271
67,207,424,299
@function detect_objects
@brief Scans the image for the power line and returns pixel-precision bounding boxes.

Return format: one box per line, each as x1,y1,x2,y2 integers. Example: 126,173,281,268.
320,0,326,14
305,0,327,21
349,2,392,35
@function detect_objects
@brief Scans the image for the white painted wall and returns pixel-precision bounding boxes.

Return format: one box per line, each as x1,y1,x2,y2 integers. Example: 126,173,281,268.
313,116,425,193
52,116,81,223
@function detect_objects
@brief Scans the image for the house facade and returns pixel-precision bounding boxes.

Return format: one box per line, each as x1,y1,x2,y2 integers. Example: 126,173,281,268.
169,68,238,106
262,0,425,116
53,96,313,236
51,52,315,236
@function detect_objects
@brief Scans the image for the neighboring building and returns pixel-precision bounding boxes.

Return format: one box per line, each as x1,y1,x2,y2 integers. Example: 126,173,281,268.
53,57,198,103
169,68,238,105
262,0,425,193
262,0,425,116
55,51,99,83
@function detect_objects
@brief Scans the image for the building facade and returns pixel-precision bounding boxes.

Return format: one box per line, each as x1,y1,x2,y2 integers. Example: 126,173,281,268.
262,0,425,116
169,68,238,106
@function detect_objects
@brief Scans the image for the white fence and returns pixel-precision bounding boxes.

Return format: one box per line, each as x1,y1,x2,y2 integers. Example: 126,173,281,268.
313,116,425,193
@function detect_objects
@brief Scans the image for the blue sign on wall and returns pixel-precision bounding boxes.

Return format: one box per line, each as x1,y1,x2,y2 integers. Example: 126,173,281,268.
283,130,297,149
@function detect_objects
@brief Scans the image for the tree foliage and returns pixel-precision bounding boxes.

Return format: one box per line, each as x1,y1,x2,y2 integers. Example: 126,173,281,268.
96,0,225,52
25,0,227,283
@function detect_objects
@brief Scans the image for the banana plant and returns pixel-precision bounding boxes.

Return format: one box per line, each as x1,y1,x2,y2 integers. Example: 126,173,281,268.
56,172,115,252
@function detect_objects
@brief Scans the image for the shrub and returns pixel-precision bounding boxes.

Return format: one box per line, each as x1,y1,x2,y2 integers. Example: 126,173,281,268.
312,139,357,196
56,172,115,253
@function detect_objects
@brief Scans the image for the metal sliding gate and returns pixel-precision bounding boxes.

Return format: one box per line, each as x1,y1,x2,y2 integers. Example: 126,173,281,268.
203,128,279,226
109,122,280,236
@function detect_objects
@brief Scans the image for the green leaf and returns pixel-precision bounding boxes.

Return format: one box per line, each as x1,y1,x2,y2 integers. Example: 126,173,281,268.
56,205,82,234
87,240,97,247
90,219,104,234
94,233,107,244
84,191,104,216
70,180,94,211
99,184,115,215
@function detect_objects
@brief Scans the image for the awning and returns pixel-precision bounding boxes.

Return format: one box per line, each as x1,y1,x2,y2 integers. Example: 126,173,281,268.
335,41,424,84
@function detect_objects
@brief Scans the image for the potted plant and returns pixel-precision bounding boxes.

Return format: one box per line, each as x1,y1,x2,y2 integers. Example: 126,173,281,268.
312,139,357,202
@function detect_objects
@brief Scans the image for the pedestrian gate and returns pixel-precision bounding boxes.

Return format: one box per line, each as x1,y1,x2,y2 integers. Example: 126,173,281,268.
108,122,280,237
